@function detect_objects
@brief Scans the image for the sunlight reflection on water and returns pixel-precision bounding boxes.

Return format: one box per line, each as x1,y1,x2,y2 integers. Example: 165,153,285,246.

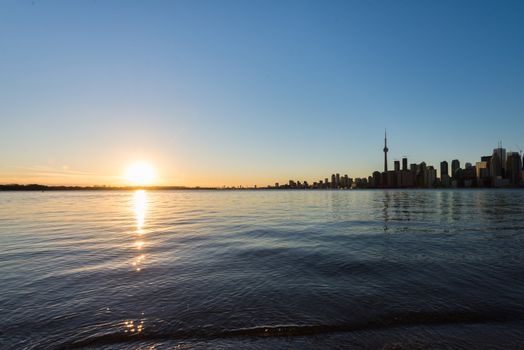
132,190,147,273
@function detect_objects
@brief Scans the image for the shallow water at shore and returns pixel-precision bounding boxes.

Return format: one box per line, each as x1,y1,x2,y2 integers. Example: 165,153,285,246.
1,189,524,349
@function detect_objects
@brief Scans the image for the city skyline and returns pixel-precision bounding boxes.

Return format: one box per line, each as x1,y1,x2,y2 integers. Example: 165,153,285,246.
276,133,523,190
1,1,523,186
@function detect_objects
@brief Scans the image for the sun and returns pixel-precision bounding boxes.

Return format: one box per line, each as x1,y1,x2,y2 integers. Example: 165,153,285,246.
125,162,156,186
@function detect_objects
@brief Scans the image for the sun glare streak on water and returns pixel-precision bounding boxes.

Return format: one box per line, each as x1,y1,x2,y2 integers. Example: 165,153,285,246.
134,190,147,235
132,190,147,275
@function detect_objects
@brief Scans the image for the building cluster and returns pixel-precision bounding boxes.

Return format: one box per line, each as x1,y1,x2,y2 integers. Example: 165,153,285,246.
271,133,524,189
275,173,369,190
371,138,523,188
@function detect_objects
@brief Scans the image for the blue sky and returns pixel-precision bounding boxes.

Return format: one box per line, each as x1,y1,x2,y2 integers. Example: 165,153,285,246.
1,0,523,186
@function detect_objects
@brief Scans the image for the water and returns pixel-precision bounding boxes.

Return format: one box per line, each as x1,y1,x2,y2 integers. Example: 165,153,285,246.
1,189,524,349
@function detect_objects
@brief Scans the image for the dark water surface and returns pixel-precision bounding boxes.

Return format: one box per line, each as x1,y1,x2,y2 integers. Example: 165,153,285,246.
1,190,524,349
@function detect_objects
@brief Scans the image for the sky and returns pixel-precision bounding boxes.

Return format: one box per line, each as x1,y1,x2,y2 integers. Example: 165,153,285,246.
1,0,523,187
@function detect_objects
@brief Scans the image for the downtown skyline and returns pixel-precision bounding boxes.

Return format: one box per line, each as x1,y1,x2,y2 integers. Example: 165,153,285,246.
274,133,524,190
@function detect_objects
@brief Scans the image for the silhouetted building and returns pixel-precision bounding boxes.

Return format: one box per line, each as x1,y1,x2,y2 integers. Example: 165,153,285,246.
440,161,450,187
494,145,507,173
426,166,437,188
440,161,448,178
416,162,427,187
463,163,477,187
451,159,460,178
402,157,408,171
399,169,415,188
506,152,522,185
490,149,503,179
476,161,488,178
394,160,400,172
372,171,381,187
476,161,490,187
453,168,464,188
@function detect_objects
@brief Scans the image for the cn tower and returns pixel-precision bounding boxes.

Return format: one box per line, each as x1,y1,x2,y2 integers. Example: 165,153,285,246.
383,130,388,173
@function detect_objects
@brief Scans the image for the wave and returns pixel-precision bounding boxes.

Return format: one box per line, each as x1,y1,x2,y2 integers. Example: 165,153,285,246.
51,309,521,349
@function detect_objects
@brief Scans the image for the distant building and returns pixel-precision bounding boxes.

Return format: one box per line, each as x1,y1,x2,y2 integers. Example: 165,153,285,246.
475,161,488,178
452,168,463,188
506,152,522,185
490,149,503,178
417,162,427,187
476,161,490,187
451,159,460,178
440,161,450,187
385,171,397,187
426,166,437,188
402,157,408,171
440,161,449,179
494,146,507,173
489,145,507,183
399,169,415,188
372,171,381,187
394,160,400,172
463,163,477,187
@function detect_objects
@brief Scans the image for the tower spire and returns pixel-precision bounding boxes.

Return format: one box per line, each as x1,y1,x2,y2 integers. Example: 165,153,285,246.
383,129,389,173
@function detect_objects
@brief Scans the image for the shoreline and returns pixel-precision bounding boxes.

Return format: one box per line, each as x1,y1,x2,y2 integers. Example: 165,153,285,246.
1,184,523,191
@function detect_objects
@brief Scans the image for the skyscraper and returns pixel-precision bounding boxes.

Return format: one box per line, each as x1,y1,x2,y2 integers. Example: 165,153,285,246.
440,161,449,179
493,145,507,176
506,152,522,185
490,149,502,178
451,159,460,178
402,157,408,171
383,130,388,173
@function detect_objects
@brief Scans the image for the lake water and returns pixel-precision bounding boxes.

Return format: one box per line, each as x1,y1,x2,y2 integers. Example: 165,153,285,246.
1,189,524,349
